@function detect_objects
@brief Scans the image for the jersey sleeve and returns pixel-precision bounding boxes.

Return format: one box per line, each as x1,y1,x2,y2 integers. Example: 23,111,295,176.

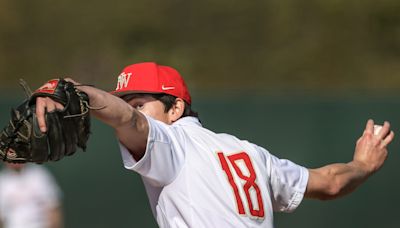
119,115,185,187
269,155,309,212
255,145,309,213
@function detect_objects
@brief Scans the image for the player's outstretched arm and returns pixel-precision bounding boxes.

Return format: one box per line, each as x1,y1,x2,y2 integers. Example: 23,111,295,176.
305,119,394,200
35,78,148,160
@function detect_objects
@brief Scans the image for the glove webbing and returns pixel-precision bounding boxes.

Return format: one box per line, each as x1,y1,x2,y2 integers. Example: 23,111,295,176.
1,108,32,161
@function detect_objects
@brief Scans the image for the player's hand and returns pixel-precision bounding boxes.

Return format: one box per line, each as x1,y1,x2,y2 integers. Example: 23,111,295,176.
353,119,394,175
35,78,80,133
36,97,64,133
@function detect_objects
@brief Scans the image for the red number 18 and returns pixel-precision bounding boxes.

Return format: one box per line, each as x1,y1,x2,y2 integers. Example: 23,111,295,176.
217,151,264,218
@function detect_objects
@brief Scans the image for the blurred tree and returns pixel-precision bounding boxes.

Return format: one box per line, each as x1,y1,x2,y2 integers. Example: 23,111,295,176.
0,0,399,96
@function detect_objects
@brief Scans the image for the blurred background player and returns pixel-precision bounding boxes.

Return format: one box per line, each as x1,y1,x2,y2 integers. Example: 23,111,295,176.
0,162,63,228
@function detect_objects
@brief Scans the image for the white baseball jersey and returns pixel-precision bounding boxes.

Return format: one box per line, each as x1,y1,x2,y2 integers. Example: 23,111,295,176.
0,164,62,228
120,116,309,228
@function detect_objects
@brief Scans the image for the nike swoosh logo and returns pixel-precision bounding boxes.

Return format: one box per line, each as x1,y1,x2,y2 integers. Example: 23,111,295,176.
162,85,175,90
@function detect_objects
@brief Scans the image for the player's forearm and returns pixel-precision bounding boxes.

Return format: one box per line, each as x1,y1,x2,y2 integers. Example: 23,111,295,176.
306,161,370,200
76,85,138,128
76,84,148,158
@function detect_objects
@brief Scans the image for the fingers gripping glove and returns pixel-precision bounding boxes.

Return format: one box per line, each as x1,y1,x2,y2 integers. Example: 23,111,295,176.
0,79,91,163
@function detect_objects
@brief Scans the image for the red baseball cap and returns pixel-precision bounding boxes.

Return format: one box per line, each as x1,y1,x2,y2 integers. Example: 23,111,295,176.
110,62,192,104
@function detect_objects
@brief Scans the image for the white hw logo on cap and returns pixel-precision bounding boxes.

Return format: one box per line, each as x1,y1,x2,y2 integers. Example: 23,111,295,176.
116,72,132,90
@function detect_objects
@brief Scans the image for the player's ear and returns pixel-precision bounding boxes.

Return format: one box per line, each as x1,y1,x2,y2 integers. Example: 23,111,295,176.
168,98,185,123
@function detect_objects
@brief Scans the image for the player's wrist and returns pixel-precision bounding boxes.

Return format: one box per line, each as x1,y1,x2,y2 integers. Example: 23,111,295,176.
349,160,374,177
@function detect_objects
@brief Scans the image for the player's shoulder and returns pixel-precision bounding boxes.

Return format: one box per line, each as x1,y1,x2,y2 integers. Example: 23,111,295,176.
217,132,255,145
172,116,202,128
217,132,242,141
217,133,264,153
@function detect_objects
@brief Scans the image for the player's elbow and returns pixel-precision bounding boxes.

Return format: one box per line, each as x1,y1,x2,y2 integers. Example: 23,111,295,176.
307,168,343,201
310,183,341,201
320,181,342,200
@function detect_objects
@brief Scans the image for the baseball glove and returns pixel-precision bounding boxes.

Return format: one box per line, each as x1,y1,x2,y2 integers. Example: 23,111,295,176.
0,79,91,163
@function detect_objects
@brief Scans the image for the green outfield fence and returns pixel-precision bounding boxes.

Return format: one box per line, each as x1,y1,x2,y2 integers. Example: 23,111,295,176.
1,95,399,228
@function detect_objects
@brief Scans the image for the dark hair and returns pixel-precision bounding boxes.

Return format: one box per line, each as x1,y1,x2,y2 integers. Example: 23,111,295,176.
121,93,199,119
150,94,199,119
